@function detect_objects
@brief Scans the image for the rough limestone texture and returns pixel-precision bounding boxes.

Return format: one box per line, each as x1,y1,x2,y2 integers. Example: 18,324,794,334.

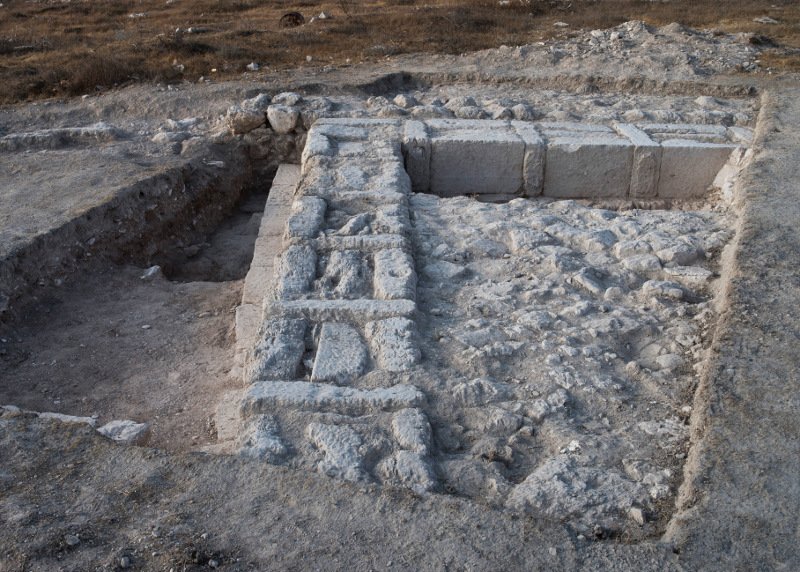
233,117,747,526
428,120,525,197
97,420,150,445
310,322,369,384
365,318,421,372
306,422,368,482
241,382,426,416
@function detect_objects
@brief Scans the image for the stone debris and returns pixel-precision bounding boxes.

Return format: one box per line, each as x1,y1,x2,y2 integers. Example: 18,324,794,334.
97,420,150,445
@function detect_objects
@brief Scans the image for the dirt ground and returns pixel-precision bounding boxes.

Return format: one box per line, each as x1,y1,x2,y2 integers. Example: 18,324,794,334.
1,5,799,571
0,190,268,452
0,0,799,103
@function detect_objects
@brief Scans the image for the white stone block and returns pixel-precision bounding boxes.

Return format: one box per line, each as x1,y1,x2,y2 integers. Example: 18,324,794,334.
657,140,737,199
512,121,545,196
373,248,416,301
311,323,369,385
543,136,633,199
614,123,661,199
267,104,299,134
365,318,421,372
402,121,430,192
427,120,525,196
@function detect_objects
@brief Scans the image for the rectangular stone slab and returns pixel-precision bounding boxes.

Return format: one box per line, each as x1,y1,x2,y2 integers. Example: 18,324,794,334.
241,381,426,416
310,322,369,384
543,136,634,199
428,121,525,197
657,140,738,198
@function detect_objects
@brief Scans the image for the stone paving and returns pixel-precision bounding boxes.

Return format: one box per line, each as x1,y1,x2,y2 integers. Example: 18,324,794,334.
231,117,750,532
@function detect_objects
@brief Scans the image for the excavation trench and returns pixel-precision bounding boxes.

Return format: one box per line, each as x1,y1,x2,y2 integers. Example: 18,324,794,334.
0,111,753,538
0,145,289,452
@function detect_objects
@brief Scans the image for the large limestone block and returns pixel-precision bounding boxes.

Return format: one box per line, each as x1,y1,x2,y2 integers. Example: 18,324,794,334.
614,123,661,199
543,136,633,199
512,121,545,197
402,121,431,192
427,120,525,197
311,322,369,384
657,140,738,199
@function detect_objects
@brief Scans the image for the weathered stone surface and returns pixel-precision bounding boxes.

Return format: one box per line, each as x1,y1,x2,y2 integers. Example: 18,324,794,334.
402,121,431,192
238,414,287,461
543,136,633,198
615,123,661,198
267,104,300,134
373,248,416,301
306,423,368,482
311,323,369,384
273,245,316,300
657,140,737,198
512,121,545,196
391,408,432,454
242,381,425,416
248,318,307,382
378,451,436,494
267,299,416,322
365,318,420,372
97,420,150,445
427,120,525,196
285,196,326,240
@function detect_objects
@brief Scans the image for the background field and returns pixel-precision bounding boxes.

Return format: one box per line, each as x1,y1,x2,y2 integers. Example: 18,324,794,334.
0,0,798,104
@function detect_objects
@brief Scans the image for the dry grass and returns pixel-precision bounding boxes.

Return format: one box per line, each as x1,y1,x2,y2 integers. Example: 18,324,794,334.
0,0,798,104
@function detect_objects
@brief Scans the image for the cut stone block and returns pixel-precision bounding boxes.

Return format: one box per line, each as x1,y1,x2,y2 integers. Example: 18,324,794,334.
267,299,416,322
391,408,432,454
512,122,545,197
242,262,274,305
377,450,436,494
301,130,333,168
373,248,417,301
365,318,421,372
311,323,369,384
306,422,368,482
614,123,662,199
427,120,525,196
285,196,326,240
543,136,633,199
657,140,738,199
402,120,431,192
312,234,407,253
242,381,425,416
273,245,316,300
248,318,307,383
235,303,261,360
238,414,287,462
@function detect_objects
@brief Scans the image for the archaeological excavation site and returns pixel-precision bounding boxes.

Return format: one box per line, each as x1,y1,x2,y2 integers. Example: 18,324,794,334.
0,15,798,572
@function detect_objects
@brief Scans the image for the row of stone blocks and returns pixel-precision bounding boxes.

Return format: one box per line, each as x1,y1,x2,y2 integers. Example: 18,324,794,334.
236,122,437,492
401,119,747,200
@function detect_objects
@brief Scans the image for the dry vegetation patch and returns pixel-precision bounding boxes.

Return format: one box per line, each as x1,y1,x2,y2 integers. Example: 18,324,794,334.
0,1,797,102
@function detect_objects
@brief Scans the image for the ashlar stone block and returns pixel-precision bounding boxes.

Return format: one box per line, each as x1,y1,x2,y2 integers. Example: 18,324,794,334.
543,136,633,199
311,322,369,384
657,140,738,199
427,120,525,197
